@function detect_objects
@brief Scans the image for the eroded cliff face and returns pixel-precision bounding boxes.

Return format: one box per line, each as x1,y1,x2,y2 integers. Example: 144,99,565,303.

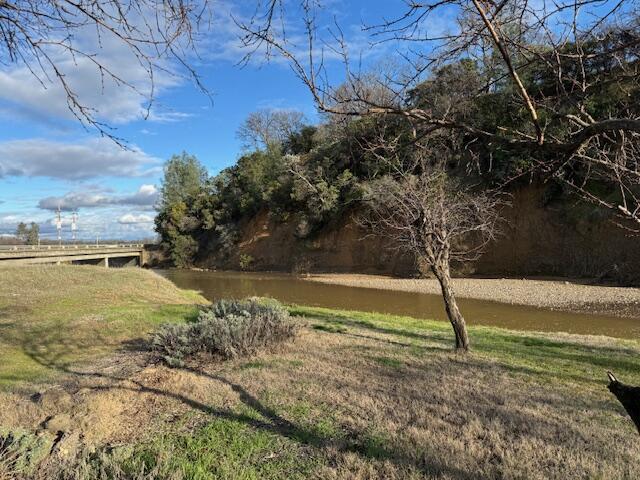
200,209,415,275
198,184,640,283
476,185,640,282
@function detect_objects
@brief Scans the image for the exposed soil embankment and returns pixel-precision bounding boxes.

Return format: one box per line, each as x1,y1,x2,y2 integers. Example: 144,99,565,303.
199,184,640,285
200,209,415,275
305,273,640,318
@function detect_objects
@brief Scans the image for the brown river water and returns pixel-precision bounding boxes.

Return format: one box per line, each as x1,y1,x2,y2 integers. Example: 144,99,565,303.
158,270,640,339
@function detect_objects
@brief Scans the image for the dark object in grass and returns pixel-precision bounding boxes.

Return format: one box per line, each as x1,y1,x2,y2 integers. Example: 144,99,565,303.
152,298,298,367
607,371,640,434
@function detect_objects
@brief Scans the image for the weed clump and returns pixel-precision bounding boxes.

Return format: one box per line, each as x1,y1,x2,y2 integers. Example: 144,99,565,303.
152,298,298,366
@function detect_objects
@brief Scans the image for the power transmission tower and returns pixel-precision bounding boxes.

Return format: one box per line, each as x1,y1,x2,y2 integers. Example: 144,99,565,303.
71,211,78,243
56,207,62,246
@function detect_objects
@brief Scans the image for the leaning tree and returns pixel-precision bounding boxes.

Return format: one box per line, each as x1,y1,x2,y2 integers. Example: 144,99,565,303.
362,135,504,351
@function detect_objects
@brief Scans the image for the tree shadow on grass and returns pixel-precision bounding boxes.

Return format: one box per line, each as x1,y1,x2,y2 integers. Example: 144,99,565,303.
13,316,638,479
304,312,452,347
472,335,640,386
14,327,479,480
312,323,449,352
308,311,640,387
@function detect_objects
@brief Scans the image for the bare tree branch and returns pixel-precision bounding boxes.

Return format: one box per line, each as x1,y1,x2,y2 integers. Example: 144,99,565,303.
237,0,640,230
0,0,212,144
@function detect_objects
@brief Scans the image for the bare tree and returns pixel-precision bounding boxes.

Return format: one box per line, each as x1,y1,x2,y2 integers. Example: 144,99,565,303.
237,0,640,232
0,0,211,142
237,109,306,150
363,143,504,351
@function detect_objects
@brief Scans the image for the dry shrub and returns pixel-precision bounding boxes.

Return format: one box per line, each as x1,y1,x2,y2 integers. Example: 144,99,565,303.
152,298,298,366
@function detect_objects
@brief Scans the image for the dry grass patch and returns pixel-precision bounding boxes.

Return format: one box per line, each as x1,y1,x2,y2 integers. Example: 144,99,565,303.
6,306,638,479
2,268,639,479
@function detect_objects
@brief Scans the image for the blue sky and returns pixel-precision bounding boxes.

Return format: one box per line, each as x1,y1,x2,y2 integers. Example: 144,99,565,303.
0,0,626,241
0,0,405,241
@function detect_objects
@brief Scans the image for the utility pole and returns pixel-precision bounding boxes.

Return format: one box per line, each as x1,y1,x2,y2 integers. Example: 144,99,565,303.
71,211,78,244
55,207,62,246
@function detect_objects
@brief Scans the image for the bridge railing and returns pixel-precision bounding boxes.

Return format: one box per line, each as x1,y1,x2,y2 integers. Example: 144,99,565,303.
0,244,145,252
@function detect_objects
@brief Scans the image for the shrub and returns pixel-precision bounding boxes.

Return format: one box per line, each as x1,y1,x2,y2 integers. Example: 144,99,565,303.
0,429,52,479
152,298,298,366
169,234,198,268
238,253,254,270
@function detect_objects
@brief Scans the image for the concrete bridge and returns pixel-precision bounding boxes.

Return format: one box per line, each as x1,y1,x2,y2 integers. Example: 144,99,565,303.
0,244,148,267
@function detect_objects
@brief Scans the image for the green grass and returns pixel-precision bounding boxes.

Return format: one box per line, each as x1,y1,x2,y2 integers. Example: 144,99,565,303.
371,355,404,369
111,417,320,480
0,428,54,478
0,265,206,389
290,305,640,388
88,290,640,478
3,271,640,479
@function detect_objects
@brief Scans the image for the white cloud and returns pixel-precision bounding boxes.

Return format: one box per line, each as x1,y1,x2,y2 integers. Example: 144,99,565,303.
38,184,159,211
0,22,186,127
0,138,160,180
118,213,155,224
137,184,157,196
114,184,159,208
0,204,158,241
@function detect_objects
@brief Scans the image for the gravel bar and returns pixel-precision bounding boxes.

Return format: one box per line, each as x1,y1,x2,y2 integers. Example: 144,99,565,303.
305,273,640,318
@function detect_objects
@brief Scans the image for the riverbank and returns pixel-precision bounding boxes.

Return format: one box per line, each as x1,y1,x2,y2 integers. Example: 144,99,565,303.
305,273,640,318
2,266,639,479
0,265,205,390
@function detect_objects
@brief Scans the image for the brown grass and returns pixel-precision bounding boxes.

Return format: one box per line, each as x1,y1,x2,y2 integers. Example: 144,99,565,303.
5,315,640,479
1,267,638,479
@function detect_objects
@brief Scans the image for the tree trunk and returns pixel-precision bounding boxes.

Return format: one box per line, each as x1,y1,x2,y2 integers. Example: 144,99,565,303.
432,262,470,351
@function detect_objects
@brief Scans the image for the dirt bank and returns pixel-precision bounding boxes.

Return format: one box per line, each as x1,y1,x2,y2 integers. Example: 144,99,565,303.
305,274,640,318
198,184,640,285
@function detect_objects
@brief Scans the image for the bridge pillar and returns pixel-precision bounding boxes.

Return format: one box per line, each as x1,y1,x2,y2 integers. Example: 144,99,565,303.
98,256,109,268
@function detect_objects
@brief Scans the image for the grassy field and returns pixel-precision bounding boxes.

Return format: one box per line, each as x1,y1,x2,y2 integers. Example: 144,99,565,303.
1,266,639,479
0,265,204,390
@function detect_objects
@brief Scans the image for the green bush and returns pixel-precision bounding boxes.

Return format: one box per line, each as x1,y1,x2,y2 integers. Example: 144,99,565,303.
0,429,52,479
152,299,298,366
238,253,254,270
169,234,198,268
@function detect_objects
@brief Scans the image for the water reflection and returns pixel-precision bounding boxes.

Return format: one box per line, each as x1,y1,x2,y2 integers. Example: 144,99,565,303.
158,270,640,339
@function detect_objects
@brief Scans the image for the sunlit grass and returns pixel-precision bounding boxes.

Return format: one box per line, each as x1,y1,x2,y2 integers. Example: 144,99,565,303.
2,271,640,478
115,417,320,480
290,304,640,389
0,265,206,389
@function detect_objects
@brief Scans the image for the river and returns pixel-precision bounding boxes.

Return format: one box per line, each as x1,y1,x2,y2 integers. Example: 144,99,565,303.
158,269,640,338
